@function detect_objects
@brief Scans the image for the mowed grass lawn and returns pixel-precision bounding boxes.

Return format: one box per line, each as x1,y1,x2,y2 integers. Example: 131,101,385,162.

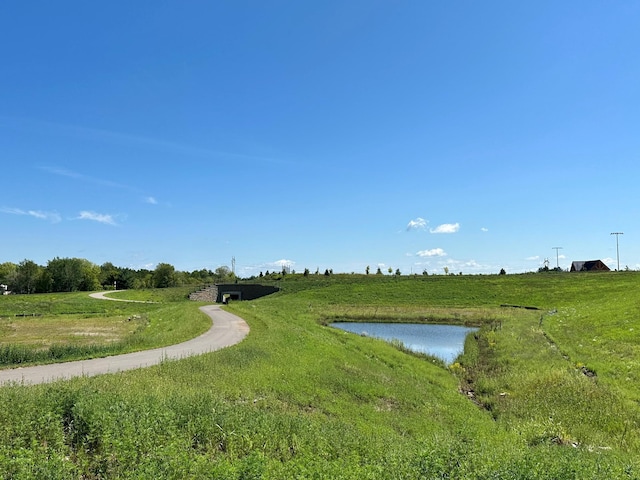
0,274,638,478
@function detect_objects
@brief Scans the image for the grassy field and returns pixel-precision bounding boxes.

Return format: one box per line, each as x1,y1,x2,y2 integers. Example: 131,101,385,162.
0,273,639,478
0,288,211,367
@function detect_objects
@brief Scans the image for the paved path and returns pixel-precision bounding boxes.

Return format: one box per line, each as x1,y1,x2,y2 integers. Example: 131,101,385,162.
0,298,249,386
88,290,156,302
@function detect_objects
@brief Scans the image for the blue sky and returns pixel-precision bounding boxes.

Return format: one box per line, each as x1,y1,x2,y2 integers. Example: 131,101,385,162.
2,2,639,276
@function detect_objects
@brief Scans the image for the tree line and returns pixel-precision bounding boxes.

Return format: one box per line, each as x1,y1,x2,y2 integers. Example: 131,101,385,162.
0,258,236,294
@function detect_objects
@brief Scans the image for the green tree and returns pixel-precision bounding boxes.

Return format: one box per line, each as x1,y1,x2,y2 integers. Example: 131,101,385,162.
214,266,235,283
365,265,370,275
376,267,382,275
47,257,100,292
100,262,120,289
153,263,176,288
388,267,393,275
0,262,17,290
395,268,401,276
15,259,41,294
303,268,310,277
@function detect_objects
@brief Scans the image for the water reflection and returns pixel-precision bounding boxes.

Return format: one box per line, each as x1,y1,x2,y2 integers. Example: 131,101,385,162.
333,322,477,364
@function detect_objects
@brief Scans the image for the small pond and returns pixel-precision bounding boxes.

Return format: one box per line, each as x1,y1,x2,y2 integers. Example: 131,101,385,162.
333,322,478,364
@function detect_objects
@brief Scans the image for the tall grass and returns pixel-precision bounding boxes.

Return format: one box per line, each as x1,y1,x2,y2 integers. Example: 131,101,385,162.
0,274,638,477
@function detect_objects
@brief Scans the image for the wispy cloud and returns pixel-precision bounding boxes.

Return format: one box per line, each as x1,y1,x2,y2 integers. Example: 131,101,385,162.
75,211,119,226
430,223,460,234
481,227,489,232
40,166,160,206
40,166,131,190
416,248,447,257
11,117,292,166
1,207,61,223
406,217,427,231
526,255,540,261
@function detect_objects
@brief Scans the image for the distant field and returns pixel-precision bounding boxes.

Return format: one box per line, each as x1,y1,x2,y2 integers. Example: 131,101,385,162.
0,314,144,346
0,288,210,366
0,273,638,478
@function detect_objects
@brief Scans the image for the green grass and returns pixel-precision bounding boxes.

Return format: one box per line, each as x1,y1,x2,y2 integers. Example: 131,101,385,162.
0,273,639,478
0,288,211,367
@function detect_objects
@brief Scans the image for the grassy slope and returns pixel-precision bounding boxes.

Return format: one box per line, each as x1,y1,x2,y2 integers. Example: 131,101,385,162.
0,275,638,478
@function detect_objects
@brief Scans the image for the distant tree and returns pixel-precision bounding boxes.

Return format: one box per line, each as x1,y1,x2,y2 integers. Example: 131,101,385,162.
265,270,270,276
47,257,100,292
443,266,449,275
324,269,330,276
376,267,383,275
395,268,401,276
100,262,120,289
118,268,137,289
303,268,310,277
422,269,429,276
153,263,176,288
329,269,333,275
36,268,53,293
281,267,287,276
15,259,41,294
388,267,393,275
214,266,235,283
0,262,17,290
259,271,263,277
499,268,506,275
365,265,370,275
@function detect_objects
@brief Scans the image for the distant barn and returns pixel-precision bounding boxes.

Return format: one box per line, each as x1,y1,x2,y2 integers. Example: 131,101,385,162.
570,260,611,272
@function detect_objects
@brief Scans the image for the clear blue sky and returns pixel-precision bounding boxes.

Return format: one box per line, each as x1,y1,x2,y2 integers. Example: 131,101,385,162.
2,2,639,276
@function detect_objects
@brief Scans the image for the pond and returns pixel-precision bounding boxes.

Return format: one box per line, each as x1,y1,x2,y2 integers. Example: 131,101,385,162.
332,322,478,364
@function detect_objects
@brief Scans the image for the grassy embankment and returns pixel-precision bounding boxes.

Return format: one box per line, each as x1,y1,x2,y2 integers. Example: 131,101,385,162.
0,273,639,478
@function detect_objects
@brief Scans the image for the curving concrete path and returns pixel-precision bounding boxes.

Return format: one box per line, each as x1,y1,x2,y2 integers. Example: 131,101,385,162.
88,291,157,303
0,295,249,386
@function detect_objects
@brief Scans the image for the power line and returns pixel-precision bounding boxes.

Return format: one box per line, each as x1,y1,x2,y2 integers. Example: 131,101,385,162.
610,233,623,271
552,247,563,269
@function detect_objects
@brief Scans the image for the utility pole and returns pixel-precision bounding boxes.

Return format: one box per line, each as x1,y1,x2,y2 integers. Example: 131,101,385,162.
610,233,623,271
552,247,563,269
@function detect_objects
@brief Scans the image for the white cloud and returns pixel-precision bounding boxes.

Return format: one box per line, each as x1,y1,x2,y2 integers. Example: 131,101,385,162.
145,196,158,205
416,248,447,257
270,259,295,268
430,223,460,234
481,227,489,232
1,207,61,223
406,217,427,231
76,211,118,226
526,256,540,261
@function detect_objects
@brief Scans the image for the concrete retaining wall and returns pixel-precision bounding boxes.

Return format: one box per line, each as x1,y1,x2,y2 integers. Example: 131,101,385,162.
189,284,279,303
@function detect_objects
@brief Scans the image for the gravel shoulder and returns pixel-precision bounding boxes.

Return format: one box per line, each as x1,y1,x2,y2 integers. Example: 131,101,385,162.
0,297,249,386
